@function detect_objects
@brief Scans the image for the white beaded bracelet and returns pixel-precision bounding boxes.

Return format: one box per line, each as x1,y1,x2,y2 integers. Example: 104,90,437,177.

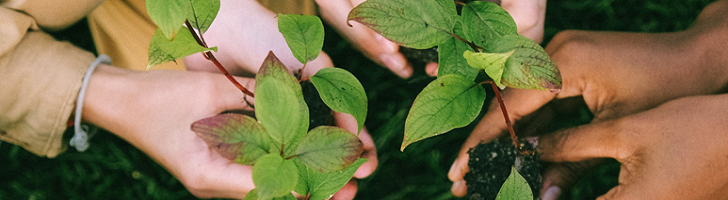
70,54,111,152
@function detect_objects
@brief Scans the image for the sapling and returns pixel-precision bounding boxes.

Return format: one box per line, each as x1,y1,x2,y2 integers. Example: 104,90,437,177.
145,0,369,199
348,0,561,198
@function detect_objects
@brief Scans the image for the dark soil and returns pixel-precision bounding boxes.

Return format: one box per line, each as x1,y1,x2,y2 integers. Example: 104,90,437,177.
465,136,542,200
301,81,334,130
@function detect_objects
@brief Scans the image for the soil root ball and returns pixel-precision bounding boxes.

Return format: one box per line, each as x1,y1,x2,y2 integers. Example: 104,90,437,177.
464,136,542,200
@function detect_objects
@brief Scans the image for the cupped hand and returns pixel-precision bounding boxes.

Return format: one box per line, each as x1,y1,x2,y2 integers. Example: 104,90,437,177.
538,94,728,199
448,0,728,195
82,64,257,198
183,0,333,79
182,1,378,198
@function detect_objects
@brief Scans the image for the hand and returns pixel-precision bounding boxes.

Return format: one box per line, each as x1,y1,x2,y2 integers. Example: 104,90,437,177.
82,64,256,198
447,0,728,196
537,94,728,199
316,0,414,78
183,1,378,197
183,0,334,78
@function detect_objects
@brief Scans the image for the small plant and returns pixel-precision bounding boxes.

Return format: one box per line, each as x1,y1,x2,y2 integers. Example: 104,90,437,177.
348,0,561,198
145,0,369,199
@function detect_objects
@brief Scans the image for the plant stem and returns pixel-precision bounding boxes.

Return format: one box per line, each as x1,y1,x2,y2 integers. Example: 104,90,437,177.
486,81,518,150
185,20,255,97
450,33,486,52
297,62,307,81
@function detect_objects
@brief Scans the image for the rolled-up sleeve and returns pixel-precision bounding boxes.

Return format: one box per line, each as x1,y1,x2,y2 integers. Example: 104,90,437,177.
0,6,97,157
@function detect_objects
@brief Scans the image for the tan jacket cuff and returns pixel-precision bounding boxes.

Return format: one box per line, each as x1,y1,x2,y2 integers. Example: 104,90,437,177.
0,31,96,157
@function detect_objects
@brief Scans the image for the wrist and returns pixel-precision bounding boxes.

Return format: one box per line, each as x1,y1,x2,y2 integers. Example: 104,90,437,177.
80,64,140,133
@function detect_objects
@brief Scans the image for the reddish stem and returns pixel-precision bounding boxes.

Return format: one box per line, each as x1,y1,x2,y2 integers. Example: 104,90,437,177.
185,20,255,97
485,81,518,150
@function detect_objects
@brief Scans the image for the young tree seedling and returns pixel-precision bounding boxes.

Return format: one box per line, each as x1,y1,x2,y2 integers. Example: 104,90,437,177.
348,0,562,198
145,1,369,199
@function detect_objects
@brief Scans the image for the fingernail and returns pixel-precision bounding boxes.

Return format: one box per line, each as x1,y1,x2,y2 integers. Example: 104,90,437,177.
379,54,410,78
542,186,561,200
375,34,397,53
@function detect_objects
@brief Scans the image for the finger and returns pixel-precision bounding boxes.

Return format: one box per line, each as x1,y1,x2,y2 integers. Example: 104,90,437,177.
538,119,632,163
317,0,413,78
449,88,557,184
334,112,378,179
331,180,358,200
425,62,438,77
540,159,604,200
212,74,256,112
300,51,334,78
501,0,546,43
379,51,413,78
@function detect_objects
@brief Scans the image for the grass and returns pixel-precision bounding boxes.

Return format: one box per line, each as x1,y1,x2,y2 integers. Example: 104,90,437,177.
0,0,716,199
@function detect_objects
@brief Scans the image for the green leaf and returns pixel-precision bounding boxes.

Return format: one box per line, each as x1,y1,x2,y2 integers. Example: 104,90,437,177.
496,167,533,200
347,0,457,49
310,68,367,134
296,126,364,172
485,35,562,92
147,27,216,69
461,1,517,47
188,0,220,35
463,50,515,89
294,158,368,200
255,52,309,157
191,113,272,165
438,20,478,80
278,14,325,64
402,74,486,151
243,189,297,200
146,0,190,40
252,154,298,200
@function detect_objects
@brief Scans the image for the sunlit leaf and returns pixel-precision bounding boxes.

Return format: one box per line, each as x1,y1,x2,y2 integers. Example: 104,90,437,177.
188,0,220,35
402,74,486,151
243,189,296,200
310,68,367,134
146,0,190,40
461,1,517,47
278,14,325,64
191,113,272,165
294,158,368,200
296,126,364,172
147,27,216,69
485,35,562,92
347,0,457,49
463,50,515,89
256,52,309,157
496,167,533,200
438,20,478,80
252,154,298,200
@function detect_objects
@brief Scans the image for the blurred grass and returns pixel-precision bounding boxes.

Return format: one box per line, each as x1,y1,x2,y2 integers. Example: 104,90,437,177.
0,0,716,199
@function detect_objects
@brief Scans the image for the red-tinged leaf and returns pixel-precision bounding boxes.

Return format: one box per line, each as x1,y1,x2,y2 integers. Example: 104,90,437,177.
295,126,364,172
484,35,562,92
191,113,271,165
256,52,309,157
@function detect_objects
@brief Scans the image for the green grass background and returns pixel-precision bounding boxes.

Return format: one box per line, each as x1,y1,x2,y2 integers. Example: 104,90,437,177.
0,0,716,199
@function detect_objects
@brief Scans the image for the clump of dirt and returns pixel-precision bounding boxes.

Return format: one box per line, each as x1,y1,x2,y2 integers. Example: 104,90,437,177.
301,81,334,130
464,136,542,200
